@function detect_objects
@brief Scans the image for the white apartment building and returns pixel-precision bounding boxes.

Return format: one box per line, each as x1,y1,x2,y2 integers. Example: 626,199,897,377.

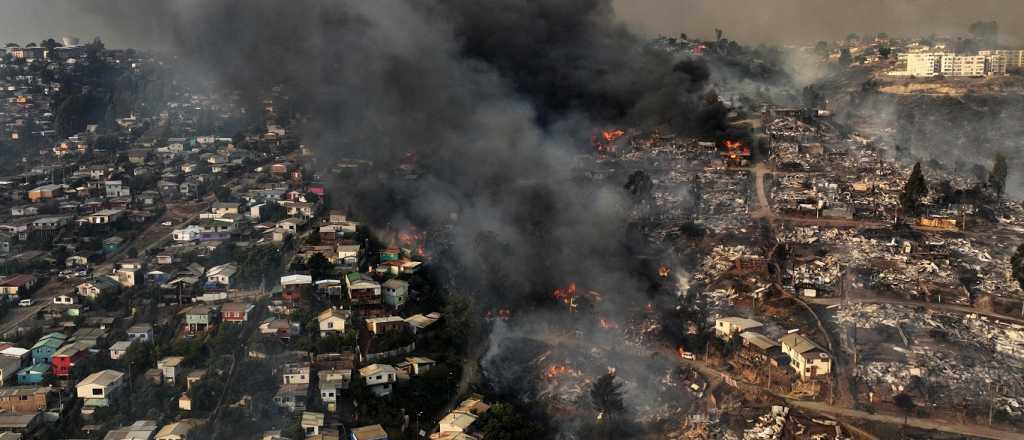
904,52,947,77
895,51,1009,77
941,54,988,77
980,49,1022,71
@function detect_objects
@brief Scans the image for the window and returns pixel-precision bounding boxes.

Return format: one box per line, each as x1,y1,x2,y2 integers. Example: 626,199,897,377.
327,322,333,329
92,388,103,396
18,396,27,401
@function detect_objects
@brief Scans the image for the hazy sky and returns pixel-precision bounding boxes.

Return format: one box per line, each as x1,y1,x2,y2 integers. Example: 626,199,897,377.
0,0,1022,48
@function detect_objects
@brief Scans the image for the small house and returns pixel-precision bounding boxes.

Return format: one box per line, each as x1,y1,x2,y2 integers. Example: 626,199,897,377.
76,370,125,408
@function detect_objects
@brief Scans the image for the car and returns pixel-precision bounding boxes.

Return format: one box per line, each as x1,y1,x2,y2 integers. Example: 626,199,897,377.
17,299,32,307
161,221,173,226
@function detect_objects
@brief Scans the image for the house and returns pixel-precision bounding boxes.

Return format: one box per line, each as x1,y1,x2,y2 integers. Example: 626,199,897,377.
714,317,763,340
336,244,361,267
435,397,490,439
186,370,207,390
0,357,21,386
104,236,126,253
205,262,237,287
0,413,42,436
76,369,125,407
280,274,313,301
301,412,325,437
1,347,30,369
196,220,234,241
115,261,144,288
405,313,441,335
317,308,351,337
349,425,388,440
157,356,185,385
359,364,397,396
221,302,254,323
82,209,124,225
71,327,108,346
0,387,49,414
438,411,478,437
381,279,409,308
259,318,301,340
211,202,240,218
78,276,121,299
27,184,62,203
103,420,159,440
30,333,66,365
318,369,352,411
127,323,154,342
0,275,37,298
104,180,131,198
172,225,202,242
51,341,90,377
282,363,312,385
109,341,132,360
278,218,302,234
403,357,436,376
53,293,77,305
779,333,831,379
345,273,381,305
184,305,216,333
66,254,91,268
272,383,308,412
155,419,199,440
15,364,49,385
366,316,406,335
9,206,38,217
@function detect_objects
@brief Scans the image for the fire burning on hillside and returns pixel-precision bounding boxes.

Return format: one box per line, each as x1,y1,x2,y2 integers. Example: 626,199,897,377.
591,129,626,154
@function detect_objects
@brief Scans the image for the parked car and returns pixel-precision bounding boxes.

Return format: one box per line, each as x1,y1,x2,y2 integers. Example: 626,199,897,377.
18,299,33,307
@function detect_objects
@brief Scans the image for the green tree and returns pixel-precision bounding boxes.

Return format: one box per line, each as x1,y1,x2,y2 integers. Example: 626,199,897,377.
900,162,928,216
590,372,625,420
988,152,1008,198
878,46,892,59
478,402,543,440
307,252,333,281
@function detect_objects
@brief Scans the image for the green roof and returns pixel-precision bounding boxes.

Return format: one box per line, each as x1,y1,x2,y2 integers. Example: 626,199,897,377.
19,363,49,374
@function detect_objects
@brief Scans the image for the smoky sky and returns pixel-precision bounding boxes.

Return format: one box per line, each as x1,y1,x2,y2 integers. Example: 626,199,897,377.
3,0,1024,48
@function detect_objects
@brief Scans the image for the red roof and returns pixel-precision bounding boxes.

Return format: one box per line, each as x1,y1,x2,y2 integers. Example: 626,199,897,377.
0,274,35,287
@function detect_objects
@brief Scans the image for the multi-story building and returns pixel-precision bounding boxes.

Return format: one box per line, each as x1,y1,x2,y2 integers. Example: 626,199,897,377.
941,54,988,77
904,52,947,76
981,49,1024,71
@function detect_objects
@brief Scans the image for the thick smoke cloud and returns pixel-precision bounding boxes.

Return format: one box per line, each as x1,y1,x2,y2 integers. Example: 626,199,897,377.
69,1,734,428
70,0,723,307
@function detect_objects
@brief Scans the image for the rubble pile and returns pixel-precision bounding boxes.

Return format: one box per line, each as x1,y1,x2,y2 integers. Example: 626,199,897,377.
742,405,789,440
698,170,752,233
694,246,754,283
791,256,841,290
836,304,1024,409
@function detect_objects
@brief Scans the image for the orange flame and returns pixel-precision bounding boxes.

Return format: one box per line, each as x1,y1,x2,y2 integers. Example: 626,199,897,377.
544,363,581,380
553,282,577,304
724,140,743,150
602,130,625,142
658,265,671,278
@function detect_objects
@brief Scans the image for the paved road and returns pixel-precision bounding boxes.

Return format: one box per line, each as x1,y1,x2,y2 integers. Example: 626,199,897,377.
0,277,69,338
